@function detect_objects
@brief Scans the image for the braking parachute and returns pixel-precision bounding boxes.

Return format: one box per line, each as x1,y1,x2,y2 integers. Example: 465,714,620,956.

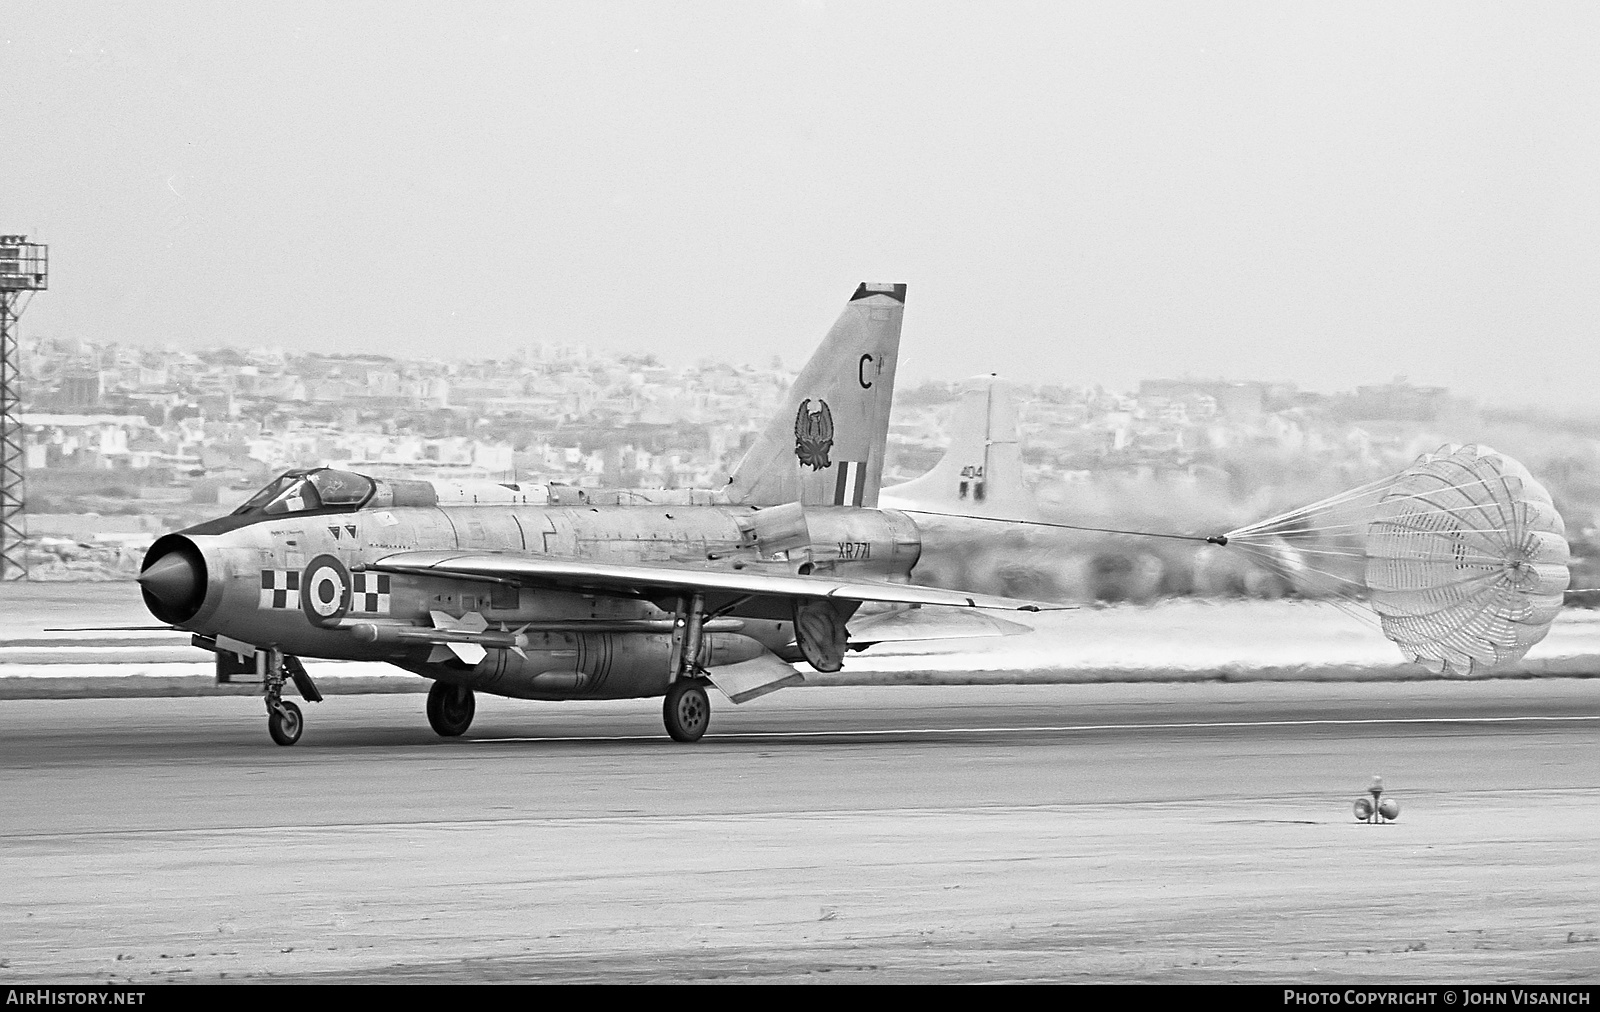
1221,445,1571,675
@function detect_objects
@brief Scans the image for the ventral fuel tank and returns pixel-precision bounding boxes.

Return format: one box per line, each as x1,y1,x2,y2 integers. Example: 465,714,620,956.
406,630,774,701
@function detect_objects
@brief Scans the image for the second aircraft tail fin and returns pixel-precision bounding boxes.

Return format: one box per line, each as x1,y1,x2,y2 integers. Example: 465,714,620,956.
879,375,1040,521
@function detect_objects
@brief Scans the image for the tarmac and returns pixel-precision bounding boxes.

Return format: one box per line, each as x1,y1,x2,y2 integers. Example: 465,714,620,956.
2,682,1597,983
5,582,1597,982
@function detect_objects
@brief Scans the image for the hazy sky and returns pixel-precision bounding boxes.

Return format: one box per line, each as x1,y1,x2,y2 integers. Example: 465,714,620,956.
4,3,1598,406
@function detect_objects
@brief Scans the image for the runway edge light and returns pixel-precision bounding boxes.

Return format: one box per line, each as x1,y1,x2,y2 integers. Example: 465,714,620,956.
1353,775,1400,823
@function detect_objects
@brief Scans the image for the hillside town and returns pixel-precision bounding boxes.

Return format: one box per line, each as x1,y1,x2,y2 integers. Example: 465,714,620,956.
13,333,1598,591
18,333,1470,484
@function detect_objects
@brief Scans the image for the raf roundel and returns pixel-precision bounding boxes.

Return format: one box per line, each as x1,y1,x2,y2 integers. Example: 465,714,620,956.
301,554,351,627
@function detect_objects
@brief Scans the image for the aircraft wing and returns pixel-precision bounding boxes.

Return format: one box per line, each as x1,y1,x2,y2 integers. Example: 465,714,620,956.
366,550,1070,612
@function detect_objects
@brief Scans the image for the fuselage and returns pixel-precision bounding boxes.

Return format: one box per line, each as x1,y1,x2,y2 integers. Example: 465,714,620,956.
141,470,924,701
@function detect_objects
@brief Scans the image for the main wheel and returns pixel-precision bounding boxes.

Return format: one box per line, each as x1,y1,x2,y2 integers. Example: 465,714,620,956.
426,681,476,737
663,680,711,743
268,700,303,746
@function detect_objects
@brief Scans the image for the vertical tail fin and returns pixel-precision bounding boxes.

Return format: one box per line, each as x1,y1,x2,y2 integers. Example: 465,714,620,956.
880,375,1040,521
726,283,905,508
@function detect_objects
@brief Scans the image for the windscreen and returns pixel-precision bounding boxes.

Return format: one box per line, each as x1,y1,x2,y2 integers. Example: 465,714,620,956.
234,469,373,516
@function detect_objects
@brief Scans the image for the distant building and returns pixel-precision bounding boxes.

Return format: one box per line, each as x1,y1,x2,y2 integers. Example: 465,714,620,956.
55,371,104,410
22,414,152,468
1138,379,1269,420
1340,378,1451,421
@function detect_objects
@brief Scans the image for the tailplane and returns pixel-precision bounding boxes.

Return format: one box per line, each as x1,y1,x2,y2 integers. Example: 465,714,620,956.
726,283,905,508
880,375,1040,521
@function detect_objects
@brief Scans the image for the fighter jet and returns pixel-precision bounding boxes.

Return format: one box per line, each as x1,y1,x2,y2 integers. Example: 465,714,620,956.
137,283,1064,746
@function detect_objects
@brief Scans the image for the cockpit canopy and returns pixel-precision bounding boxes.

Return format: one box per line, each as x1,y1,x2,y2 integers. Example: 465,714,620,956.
234,468,375,516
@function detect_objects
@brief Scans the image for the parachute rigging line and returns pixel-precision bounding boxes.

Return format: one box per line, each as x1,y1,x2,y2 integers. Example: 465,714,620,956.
1221,542,1385,634
1222,476,1521,542
897,510,1230,545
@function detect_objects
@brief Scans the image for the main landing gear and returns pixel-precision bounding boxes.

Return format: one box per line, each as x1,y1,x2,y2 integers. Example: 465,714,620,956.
663,592,713,742
427,681,476,737
263,651,321,746
663,679,711,743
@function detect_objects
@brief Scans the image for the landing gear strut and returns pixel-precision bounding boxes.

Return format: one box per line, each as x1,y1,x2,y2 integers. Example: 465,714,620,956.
427,681,476,737
663,592,712,742
263,649,319,746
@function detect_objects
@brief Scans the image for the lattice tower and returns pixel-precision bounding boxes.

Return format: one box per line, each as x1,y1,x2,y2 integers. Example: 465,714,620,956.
0,236,47,581
0,292,24,579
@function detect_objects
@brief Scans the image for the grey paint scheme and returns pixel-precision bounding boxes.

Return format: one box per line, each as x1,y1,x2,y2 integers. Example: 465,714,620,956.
179,501,924,699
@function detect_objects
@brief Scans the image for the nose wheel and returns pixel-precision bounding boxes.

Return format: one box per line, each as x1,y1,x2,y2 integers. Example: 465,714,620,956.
268,700,303,746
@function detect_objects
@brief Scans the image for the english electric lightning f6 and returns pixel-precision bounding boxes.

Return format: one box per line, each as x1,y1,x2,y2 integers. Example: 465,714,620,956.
138,284,1063,745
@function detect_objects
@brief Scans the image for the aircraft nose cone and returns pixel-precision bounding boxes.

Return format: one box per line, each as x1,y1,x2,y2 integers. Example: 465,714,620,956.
139,551,200,609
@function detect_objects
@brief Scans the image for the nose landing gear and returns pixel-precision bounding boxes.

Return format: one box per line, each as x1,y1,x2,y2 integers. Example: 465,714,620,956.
262,650,321,746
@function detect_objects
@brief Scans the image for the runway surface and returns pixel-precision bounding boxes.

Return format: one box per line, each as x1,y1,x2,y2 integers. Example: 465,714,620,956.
3,681,1598,983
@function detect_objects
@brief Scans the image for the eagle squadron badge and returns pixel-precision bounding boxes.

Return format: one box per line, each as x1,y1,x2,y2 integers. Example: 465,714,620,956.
794,398,834,471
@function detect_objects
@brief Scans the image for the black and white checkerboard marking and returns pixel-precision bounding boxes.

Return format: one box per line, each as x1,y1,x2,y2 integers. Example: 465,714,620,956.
350,572,392,615
259,570,301,610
